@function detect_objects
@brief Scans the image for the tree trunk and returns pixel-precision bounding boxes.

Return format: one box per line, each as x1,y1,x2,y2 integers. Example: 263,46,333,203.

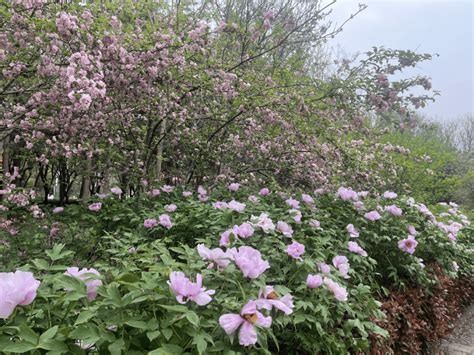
155,118,167,181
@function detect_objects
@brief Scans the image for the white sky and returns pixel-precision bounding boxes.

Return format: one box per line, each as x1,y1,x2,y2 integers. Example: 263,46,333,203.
328,0,473,121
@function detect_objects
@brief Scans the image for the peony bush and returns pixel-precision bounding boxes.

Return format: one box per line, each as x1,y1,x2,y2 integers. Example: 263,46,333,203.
0,185,472,353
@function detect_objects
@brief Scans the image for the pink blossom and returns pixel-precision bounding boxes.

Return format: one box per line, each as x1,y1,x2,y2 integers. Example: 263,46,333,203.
219,229,233,246
53,207,64,214
197,244,232,271
285,198,300,209
248,195,259,203
168,272,215,306
144,218,158,229
88,202,102,212
323,277,348,301
287,241,305,260
364,210,381,221
385,205,403,216
232,222,255,239
318,262,331,274
337,187,358,201
197,186,207,195
383,191,398,199
332,255,350,278
398,235,418,254
314,188,326,195
357,191,369,198
165,204,177,213
64,267,102,301
182,191,193,197
110,187,122,195
250,213,275,233
353,201,364,210
233,246,270,279
256,286,294,314
0,271,41,319
219,301,272,346
78,93,92,110
346,224,359,238
161,185,174,193
228,200,246,212
276,221,293,237
309,219,321,228
301,194,314,205
259,187,270,196
213,201,228,209
228,183,240,191
159,214,173,229
150,188,161,197
306,274,323,288
348,241,368,257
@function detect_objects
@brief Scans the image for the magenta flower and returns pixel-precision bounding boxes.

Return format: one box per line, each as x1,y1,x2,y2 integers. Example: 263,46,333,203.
385,205,403,216
364,210,381,221
197,244,232,271
228,183,240,191
182,191,193,197
168,272,215,306
159,214,173,229
233,246,270,279
398,235,418,254
165,204,177,213
0,271,40,319
337,187,358,201
53,207,64,214
306,274,323,289
144,218,158,229
287,241,305,260
110,187,122,195
348,241,368,257
346,224,359,238
219,301,272,346
276,221,293,238
161,185,174,193
383,191,398,199
259,187,270,196
285,198,300,209
88,202,102,212
64,267,102,301
301,194,314,205
232,222,255,239
256,286,294,314
323,277,348,301
332,255,350,278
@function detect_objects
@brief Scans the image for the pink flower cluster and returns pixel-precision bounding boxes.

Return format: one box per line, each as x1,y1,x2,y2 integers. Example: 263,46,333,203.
168,272,215,306
64,267,102,301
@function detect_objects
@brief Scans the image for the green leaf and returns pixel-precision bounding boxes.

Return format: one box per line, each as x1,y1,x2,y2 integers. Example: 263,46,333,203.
108,339,125,355
192,334,207,355
185,311,199,327
3,342,37,353
38,339,69,351
39,326,59,342
158,304,188,313
148,344,183,355
146,331,161,342
75,311,95,325
19,324,39,344
125,320,148,329
32,258,50,270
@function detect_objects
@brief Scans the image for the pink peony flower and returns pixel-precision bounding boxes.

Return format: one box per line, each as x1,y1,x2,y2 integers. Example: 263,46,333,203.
228,183,240,191
276,221,293,238
314,188,326,194
323,277,348,301
110,187,122,195
53,207,64,214
353,201,364,210
398,235,418,254
332,255,350,278
197,186,207,195
285,198,300,209
259,187,270,196
165,204,177,213
144,218,158,229
213,201,228,209
346,224,359,238
88,202,102,212
385,205,403,216
364,211,381,221
248,195,259,203
337,187,358,201
383,191,398,199
0,271,41,319
251,213,275,233
182,191,193,197
309,219,321,229
219,301,272,346
318,262,331,274
306,274,323,288
348,241,368,257
159,214,173,229
287,241,305,260
232,222,255,239
256,286,294,314
168,272,215,306
161,185,174,193
219,229,233,247
357,191,369,198
150,188,161,197
228,200,246,213
197,244,232,271
64,267,102,301
301,194,314,205
233,246,270,279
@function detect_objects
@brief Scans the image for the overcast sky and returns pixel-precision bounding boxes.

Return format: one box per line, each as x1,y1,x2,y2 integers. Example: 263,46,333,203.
329,0,473,122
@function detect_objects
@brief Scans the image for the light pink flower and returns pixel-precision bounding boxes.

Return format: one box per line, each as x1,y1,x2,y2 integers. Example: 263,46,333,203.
150,188,161,197
64,267,102,301
323,277,348,301
318,262,331,274
285,198,300,209
110,187,122,195
248,195,259,203
314,188,326,194
251,213,275,233
165,204,177,213
53,207,64,214
213,201,228,209
346,224,359,238
348,241,368,257
353,201,364,210
308,220,320,230
228,200,246,212
301,194,314,205
357,191,369,198
168,272,215,306
332,255,350,278
219,229,233,247
197,244,232,271
219,301,272,346
287,241,305,260
232,222,254,239
383,191,398,199
364,211,381,221
161,185,174,193
0,271,41,319
197,186,207,195
385,205,403,216
398,235,418,254
259,187,270,196
306,274,323,288
144,218,158,229
337,187,358,201
182,191,193,197
256,286,294,314
276,221,293,237
159,214,173,229
233,246,270,279
88,202,102,212
228,183,240,191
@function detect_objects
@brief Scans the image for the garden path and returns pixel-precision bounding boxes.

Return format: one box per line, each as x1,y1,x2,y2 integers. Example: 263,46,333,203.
439,303,474,354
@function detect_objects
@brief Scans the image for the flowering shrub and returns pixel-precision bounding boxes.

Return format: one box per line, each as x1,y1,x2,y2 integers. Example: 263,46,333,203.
0,185,471,353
